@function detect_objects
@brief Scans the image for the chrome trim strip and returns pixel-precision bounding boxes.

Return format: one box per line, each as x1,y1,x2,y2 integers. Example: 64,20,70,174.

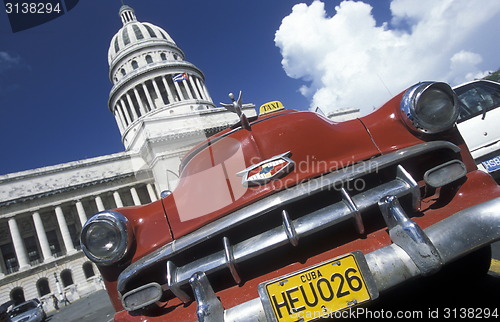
395,164,420,210
223,237,241,284
117,141,461,295
341,187,364,234
281,210,299,247
166,261,190,303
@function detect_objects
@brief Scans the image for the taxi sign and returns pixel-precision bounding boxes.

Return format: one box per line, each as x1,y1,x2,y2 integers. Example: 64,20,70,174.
260,101,285,116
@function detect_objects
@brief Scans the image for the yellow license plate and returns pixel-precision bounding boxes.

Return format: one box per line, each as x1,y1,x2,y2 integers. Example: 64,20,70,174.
258,252,376,322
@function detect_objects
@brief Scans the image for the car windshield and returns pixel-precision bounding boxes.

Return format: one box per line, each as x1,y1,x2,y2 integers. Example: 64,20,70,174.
9,301,37,316
455,81,500,122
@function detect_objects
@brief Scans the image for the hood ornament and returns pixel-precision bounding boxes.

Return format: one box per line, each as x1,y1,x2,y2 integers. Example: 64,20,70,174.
237,152,295,187
221,91,251,130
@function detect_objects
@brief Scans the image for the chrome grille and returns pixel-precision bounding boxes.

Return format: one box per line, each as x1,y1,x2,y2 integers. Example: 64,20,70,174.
118,141,462,310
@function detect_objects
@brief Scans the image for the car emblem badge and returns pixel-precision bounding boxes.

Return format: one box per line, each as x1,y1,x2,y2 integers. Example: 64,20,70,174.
237,152,294,186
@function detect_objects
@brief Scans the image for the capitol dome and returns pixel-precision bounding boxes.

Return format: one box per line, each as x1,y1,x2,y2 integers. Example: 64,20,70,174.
108,5,180,66
106,5,218,151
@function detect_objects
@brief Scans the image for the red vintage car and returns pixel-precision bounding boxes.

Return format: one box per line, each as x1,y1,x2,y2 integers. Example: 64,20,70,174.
81,82,500,321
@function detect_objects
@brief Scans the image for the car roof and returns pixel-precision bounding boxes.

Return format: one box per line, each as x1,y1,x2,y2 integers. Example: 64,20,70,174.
453,79,500,89
11,299,38,309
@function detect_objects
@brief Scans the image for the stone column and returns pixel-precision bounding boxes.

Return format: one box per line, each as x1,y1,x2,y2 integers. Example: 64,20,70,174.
125,93,139,119
133,87,147,115
119,101,132,125
95,196,105,212
75,201,88,227
173,79,184,100
200,80,212,101
151,78,164,104
113,111,125,133
8,217,29,270
130,187,141,206
32,212,54,261
193,76,207,100
142,82,155,111
161,76,175,103
182,78,194,100
146,184,158,202
0,252,5,276
117,106,128,128
54,206,76,254
194,77,207,100
113,191,124,208
188,77,200,99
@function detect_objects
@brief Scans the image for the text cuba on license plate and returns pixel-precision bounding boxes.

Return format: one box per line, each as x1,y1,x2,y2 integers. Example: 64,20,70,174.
258,251,377,322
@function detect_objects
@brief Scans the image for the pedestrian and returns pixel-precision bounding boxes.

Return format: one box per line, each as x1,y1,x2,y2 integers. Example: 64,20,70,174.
51,294,59,311
62,292,71,306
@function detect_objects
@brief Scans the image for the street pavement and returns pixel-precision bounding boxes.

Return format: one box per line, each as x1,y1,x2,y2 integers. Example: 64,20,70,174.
45,290,114,322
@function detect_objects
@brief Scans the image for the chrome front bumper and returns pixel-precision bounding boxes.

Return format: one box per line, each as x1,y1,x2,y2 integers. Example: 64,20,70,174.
209,196,500,322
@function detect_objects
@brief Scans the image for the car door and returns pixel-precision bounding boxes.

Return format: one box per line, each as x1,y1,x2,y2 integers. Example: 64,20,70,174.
455,80,500,161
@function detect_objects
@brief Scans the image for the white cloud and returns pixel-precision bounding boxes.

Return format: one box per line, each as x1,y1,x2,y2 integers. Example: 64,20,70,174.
275,0,500,115
0,52,25,97
449,50,488,84
0,51,22,72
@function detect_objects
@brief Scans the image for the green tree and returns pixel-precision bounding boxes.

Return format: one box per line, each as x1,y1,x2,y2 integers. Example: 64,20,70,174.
483,69,500,82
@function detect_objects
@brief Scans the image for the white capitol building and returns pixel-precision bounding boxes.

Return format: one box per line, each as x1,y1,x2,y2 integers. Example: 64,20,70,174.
0,5,255,311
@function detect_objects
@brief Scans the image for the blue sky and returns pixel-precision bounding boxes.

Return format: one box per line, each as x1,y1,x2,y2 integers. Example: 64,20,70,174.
0,0,314,174
0,0,498,175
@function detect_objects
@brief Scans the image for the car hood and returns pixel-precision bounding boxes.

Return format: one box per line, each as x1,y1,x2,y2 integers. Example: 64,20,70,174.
162,110,380,238
10,310,40,322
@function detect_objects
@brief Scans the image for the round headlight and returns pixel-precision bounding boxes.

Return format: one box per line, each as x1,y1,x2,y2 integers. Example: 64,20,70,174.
81,211,133,265
400,82,459,134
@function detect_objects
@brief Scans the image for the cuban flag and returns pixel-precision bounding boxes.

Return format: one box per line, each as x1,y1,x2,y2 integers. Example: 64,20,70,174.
173,73,189,82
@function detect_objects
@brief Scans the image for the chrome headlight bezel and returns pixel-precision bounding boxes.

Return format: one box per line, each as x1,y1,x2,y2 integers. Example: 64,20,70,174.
400,82,459,134
81,211,133,266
